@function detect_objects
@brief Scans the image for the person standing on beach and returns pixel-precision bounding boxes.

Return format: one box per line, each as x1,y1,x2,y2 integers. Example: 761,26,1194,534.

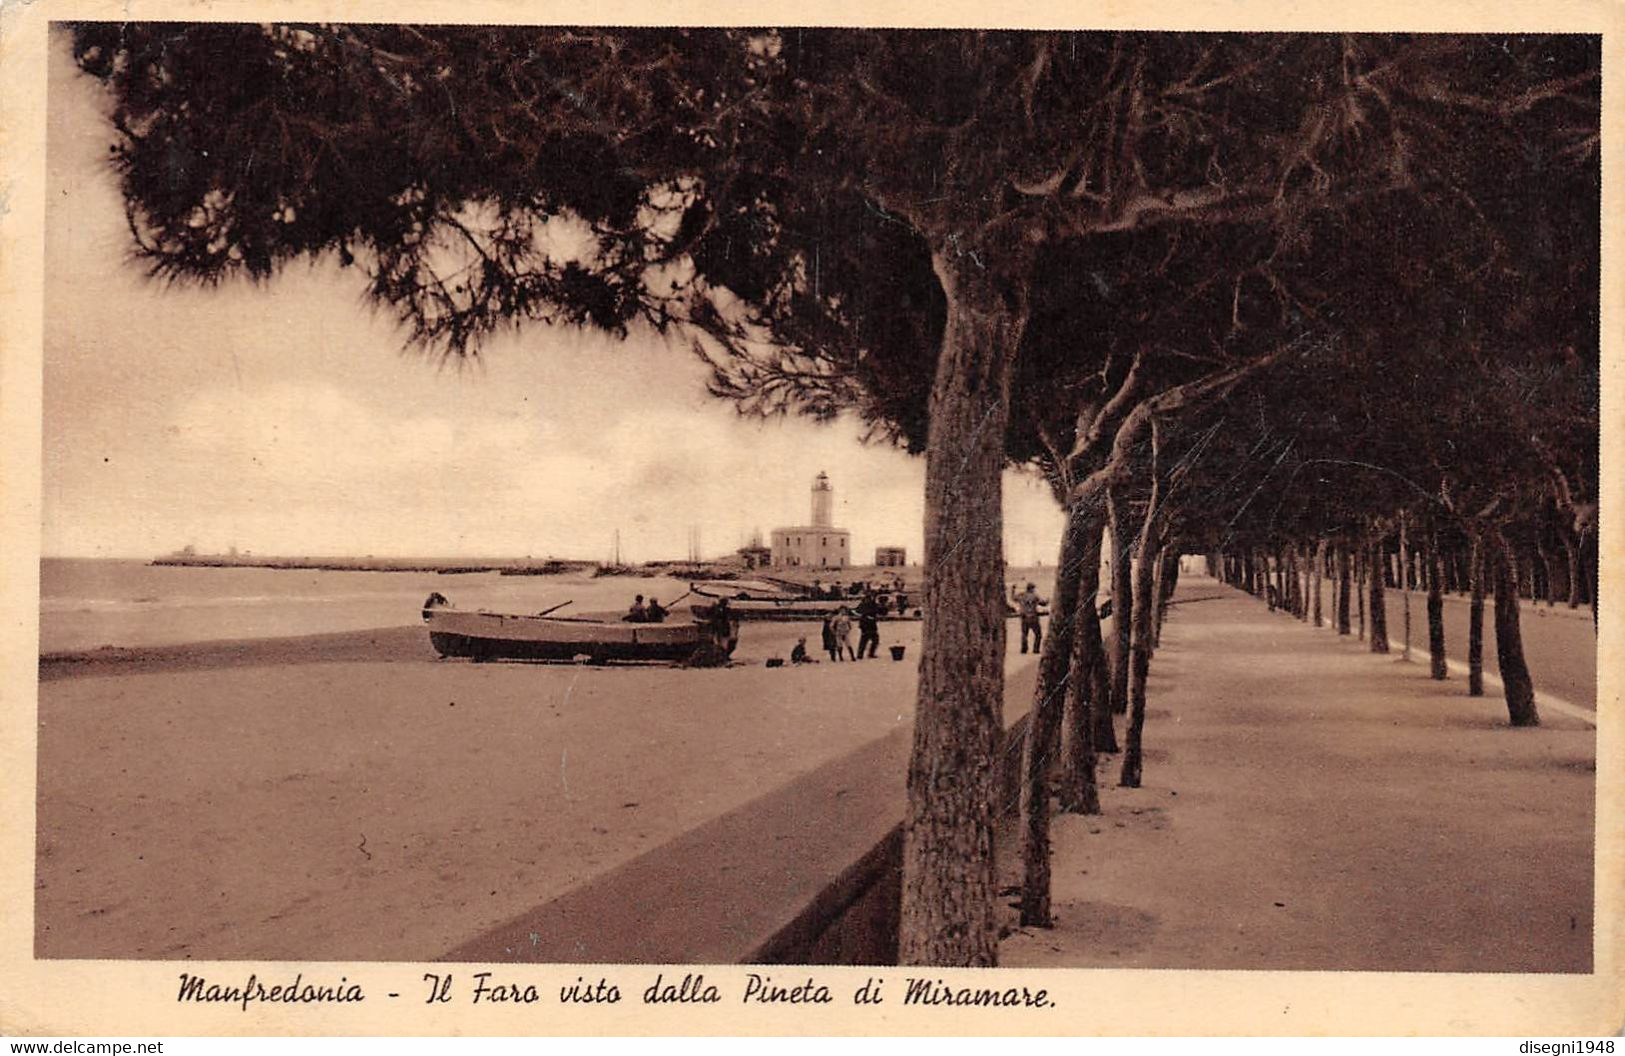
821,614,839,661
705,598,735,654
831,607,855,661
1016,582,1047,654
856,592,882,659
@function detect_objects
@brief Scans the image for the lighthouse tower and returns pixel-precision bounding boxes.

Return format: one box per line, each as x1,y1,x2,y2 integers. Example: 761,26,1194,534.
769,470,851,569
811,471,834,527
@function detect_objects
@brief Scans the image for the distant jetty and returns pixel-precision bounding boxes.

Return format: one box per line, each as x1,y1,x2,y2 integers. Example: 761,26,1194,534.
150,551,598,576
149,550,754,579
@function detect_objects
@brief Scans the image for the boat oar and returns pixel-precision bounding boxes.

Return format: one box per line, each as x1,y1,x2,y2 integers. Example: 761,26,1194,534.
536,599,573,617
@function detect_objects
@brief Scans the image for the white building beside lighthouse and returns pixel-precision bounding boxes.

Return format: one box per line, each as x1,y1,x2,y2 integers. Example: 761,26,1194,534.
771,471,851,569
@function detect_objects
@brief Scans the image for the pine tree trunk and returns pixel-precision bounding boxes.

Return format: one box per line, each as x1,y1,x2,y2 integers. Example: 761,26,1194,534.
1107,488,1132,716
1492,532,1540,727
1468,531,1486,697
1020,499,1099,926
901,257,1021,967
1151,543,1168,647
1153,541,1179,646
1283,545,1295,616
1547,537,1569,604
1121,425,1164,790
1336,545,1352,635
1120,540,1159,789
1399,516,1412,661
1356,545,1367,639
1583,526,1596,628
1065,515,1112,799
1299,549,1310,621
1087,596,1119,755
1368,540,1389,653
1427,543,1448,680
1563,530,1582,609
1267,545,1280,614
1327,548,1337,621
1285,549,1294,611
1287,542,1300,617
1312,539,1325,627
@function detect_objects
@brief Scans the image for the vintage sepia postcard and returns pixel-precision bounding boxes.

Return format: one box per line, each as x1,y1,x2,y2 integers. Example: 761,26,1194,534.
1,0,1620,1039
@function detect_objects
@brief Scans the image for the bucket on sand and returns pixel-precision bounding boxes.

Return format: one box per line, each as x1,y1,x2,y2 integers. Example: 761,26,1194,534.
889,646,906,661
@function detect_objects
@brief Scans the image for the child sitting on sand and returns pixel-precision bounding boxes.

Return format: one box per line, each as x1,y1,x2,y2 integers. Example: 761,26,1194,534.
791,637,815,664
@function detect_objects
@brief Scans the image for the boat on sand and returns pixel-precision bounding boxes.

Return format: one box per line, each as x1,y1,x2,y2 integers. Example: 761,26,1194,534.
689,579,808,601
422,594,737,664
691,593,921,623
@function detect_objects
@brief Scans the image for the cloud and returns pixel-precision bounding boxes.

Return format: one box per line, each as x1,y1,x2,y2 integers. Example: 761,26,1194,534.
149,379,1060,562
169,381,547,483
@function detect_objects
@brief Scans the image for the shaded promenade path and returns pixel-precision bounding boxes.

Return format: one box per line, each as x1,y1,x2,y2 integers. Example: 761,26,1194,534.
1003,573,1596,973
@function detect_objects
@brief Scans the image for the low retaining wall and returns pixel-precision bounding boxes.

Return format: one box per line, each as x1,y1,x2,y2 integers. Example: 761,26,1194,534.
749,712,1032,965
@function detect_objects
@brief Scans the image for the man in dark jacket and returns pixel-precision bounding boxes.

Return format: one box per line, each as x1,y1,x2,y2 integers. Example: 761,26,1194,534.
856,592,882,659
1015,582,1047,654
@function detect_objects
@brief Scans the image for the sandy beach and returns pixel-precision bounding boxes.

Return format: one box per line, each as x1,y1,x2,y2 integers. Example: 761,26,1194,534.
35,616,958,960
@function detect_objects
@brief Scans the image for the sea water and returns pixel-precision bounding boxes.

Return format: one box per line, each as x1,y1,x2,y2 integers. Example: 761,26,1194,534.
39,559,696,653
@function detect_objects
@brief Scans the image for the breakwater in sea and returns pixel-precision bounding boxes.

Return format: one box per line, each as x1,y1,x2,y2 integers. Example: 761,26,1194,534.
151,554,598,575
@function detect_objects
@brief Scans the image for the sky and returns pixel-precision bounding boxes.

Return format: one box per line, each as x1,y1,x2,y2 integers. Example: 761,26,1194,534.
42,31,1066,563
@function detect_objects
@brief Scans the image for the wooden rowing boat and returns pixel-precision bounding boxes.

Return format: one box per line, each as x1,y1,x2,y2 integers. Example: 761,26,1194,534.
689,579,807,601
692,597,922,622
422,594,738,664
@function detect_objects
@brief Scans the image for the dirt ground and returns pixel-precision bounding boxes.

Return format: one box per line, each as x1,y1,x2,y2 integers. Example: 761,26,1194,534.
1001,576,1596,973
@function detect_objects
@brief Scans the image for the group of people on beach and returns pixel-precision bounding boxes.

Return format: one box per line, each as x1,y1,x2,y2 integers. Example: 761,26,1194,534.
622,594,668,623
790,590,887,663
808,577,892,600
810,577,912,616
